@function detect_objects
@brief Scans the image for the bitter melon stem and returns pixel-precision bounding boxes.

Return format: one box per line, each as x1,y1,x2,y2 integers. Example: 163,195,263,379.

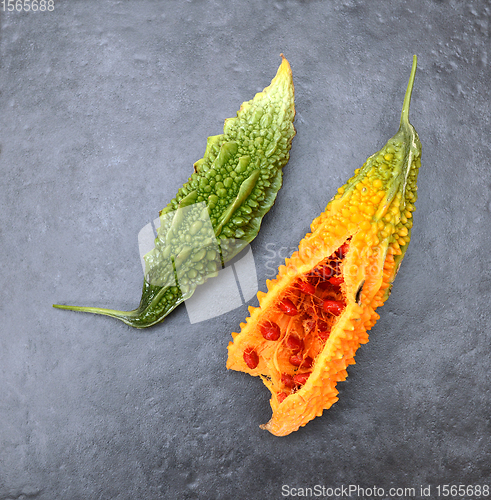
400,55,417,127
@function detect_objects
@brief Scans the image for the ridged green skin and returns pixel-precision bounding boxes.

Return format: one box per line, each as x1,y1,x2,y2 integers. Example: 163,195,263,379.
54,56,296,328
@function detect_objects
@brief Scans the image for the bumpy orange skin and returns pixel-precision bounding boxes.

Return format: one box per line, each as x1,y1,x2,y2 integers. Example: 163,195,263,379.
227,57,421,436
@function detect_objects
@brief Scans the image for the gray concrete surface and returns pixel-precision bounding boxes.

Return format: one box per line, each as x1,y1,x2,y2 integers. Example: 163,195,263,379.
1,1,490,499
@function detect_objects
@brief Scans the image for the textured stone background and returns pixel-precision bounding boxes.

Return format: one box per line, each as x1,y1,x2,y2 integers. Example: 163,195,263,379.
1,1,490,499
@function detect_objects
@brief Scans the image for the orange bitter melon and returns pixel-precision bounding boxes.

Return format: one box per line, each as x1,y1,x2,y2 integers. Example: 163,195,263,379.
226,56,421,436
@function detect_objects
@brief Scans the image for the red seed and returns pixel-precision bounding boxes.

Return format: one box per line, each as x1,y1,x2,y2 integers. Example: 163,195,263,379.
304,319,316,333
297,281,316,295
260,321,281,341
305,306,316,317
317,320,330,340
278,298,298,316
289,354,303,366
243,348,259,369
323,299,346,316
286,335,304,352
281,373,295,388
301,356,314,369
293,372,311,385
329,276,344,286
316,280,333,291
317,264,333,281
277,392,288,403
338,242,350,258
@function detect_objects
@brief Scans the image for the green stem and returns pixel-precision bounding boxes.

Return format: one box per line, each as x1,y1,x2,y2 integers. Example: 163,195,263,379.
400,55,417,127
53,303,139,318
